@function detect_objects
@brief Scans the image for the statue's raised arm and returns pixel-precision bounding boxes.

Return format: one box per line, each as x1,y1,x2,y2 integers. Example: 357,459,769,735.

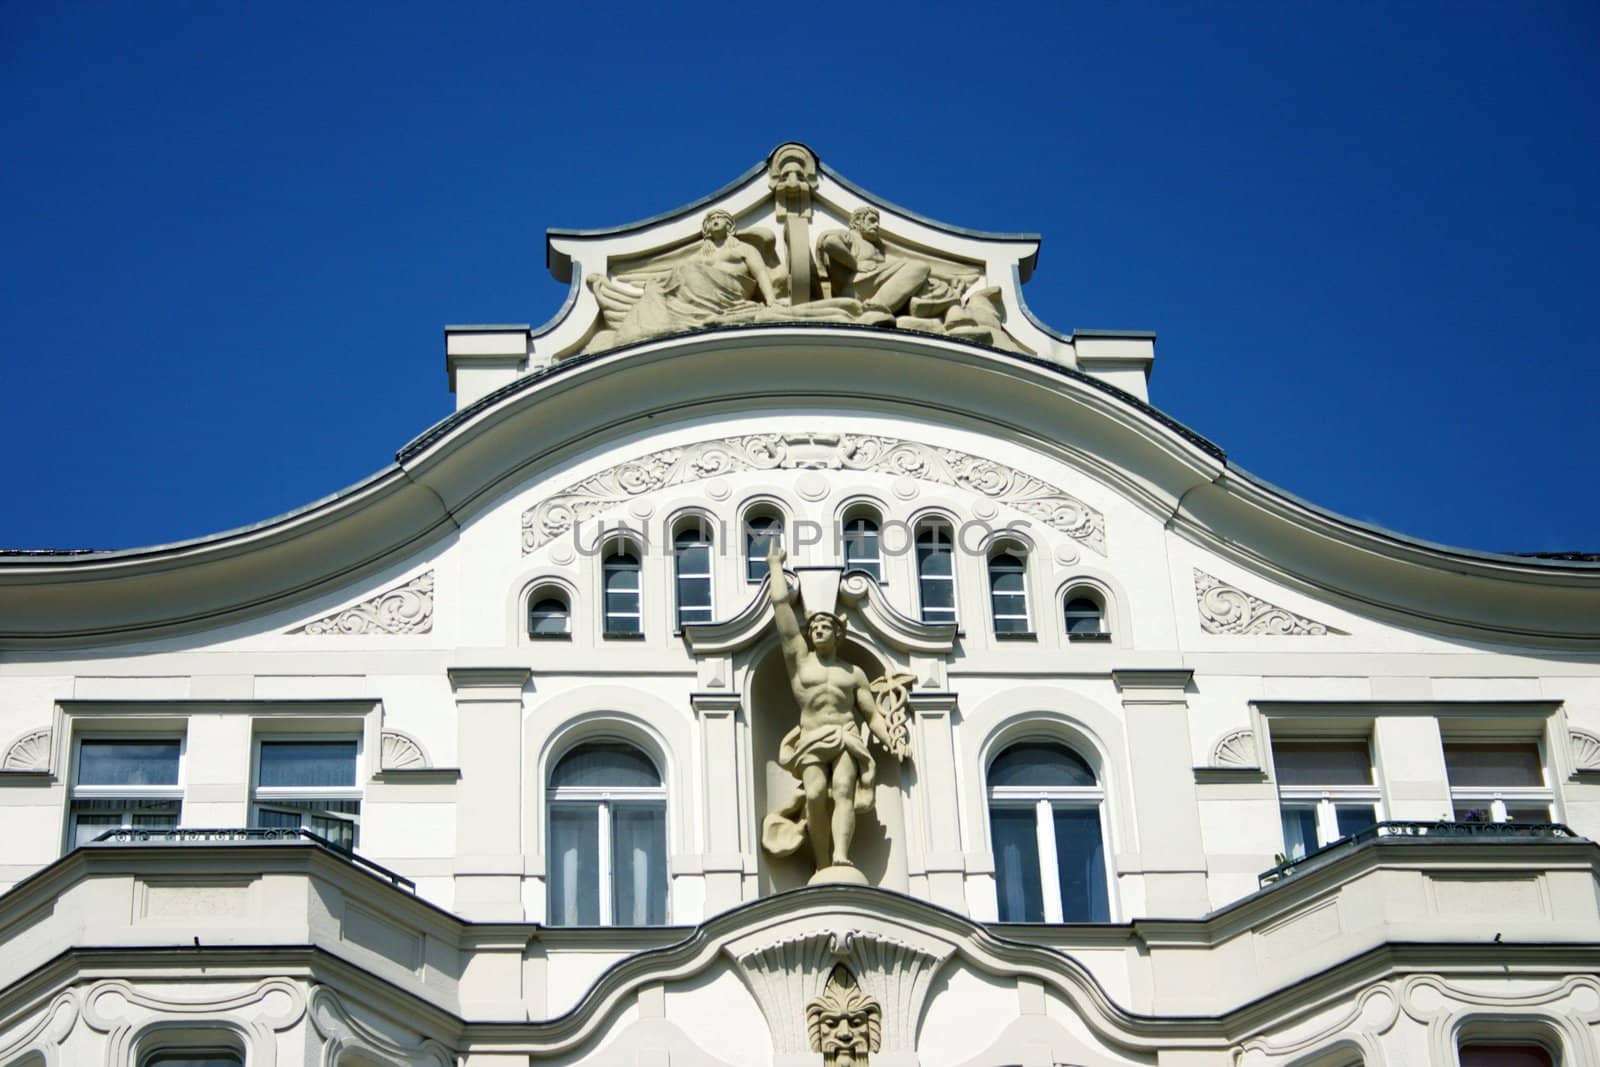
766,546,805,664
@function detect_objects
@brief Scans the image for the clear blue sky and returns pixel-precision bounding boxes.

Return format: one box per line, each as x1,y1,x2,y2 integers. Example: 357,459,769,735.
2,2,1596,553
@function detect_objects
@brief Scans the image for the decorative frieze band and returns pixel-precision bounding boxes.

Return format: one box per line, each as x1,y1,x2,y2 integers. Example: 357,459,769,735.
521,432,1105,556
1194,569,1346,636
288,572,434,635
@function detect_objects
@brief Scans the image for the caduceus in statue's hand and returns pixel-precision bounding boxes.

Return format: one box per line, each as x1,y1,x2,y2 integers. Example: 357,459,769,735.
762,545,911,883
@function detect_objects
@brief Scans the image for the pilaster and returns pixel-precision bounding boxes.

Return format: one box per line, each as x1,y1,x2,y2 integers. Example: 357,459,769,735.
1112,668,1210,915
691,691,746,915
910,691,966,913
449,666,531,921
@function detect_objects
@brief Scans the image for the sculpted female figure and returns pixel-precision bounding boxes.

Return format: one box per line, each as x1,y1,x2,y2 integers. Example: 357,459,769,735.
761,546,910,881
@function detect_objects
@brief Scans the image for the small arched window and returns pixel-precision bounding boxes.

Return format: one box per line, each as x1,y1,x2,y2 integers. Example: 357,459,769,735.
1064,592,1107,640
674,523,714,627
602,549,642,636
548,741,668,927
988,550,1030,635
528,590,571,638
841,510,882,581
744,510,784,582
988,740,1109,923
915,521,956,625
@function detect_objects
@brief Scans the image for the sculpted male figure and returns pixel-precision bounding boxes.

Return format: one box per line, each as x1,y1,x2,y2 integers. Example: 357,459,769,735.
761,546,909,878
818,207,933,318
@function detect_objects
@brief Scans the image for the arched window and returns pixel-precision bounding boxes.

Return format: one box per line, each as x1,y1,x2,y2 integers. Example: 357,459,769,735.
547,741,668,926
988,740,1109,923
528,590,571,638
145,1051,243,1067
988,550,1030,635
674,523,714,627
602,549,642,636
744,509,784,582
1064,592,1107,639
915,520,956,625
841,509,882,581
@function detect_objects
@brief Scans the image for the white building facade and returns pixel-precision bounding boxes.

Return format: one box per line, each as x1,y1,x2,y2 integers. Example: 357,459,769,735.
2,144,1598,1067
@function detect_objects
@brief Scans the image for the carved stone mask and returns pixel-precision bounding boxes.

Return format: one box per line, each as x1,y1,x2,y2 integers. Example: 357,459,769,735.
807,965,881,1067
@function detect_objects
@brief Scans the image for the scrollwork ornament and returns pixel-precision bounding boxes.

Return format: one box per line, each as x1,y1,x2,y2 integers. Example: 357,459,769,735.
1194,569,1346,636
2,727,52,772
523,432,1106,555
289,572,434,636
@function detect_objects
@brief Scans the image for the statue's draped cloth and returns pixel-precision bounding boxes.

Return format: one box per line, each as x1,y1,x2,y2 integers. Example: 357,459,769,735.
626,255,763,337
762,723,877,857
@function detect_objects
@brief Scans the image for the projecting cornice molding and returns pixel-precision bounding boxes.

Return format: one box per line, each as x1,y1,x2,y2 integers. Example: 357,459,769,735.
520,431,1106,558
1194,569,1347,637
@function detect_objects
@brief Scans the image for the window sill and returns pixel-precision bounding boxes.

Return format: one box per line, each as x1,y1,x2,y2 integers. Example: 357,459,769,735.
604,632,646,640
994,631,1037,641
528,632,572,641
1068,632,1112,642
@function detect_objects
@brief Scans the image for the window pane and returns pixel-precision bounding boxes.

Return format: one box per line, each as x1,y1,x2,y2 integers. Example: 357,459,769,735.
1272,741,1372,785
549,805,600,926
920,579,955,609
611,804,667,926
1334,803,1377,839
604,591,641,614
991,807,1044,922
746,517,782,582
258,741,357,787
1280,805,1319,860
77,740,180,786
1052,808,1108,922
72,798,180,845
1459,1044,1554,1067
1064,597,1104,634
529,597,570,635
843,519,881,581
551,743,662,788
989,742,1096,788
1444,743,1543,788
1504,805,1553,824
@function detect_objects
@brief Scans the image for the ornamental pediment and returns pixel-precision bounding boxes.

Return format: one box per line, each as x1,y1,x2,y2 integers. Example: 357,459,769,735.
538,142,1058,360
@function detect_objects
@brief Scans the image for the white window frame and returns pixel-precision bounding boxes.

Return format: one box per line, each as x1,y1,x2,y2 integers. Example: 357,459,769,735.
548,772,669,927
527,589,572,638
743,511,784,583
841,512,883,582
1443,738,1556,824
987,780,1113,923
1272,738,1383,856
673,524,715,628
69,734,186,848
915,521,957,625
602,548,644,637
250,736,363,848
987,549,1031,635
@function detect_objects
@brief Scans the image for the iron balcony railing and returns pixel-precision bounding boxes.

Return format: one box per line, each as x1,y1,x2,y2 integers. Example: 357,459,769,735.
89,826,416,891
1257,820,1581,888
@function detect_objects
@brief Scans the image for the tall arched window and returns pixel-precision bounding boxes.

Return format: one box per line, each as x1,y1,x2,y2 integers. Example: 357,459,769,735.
988,740,1109,923
744,509,784,582
547,741,668,927
528,589,571,638
841,509,882,581
674,523,714,626
988,550,1030,635
915,520,956,624
602,549,642,636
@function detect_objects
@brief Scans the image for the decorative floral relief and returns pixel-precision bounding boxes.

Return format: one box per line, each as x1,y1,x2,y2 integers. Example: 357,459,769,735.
380,730,430,770
1194,569,1346,636
2,727,51,772
289,572,434,635
1211,728,1258,768
1571,728,1600,772
522,432,1105,556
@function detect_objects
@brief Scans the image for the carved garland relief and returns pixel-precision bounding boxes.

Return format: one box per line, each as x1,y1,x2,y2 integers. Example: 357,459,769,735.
522,432,1105,556
288,572,434,635
1193,569,1347,636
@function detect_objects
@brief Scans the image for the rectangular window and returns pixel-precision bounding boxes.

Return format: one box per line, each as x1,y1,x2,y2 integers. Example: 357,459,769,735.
69,737,183,848
252,738,361,850
1444,741,1554,824
1272,738,1380,860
